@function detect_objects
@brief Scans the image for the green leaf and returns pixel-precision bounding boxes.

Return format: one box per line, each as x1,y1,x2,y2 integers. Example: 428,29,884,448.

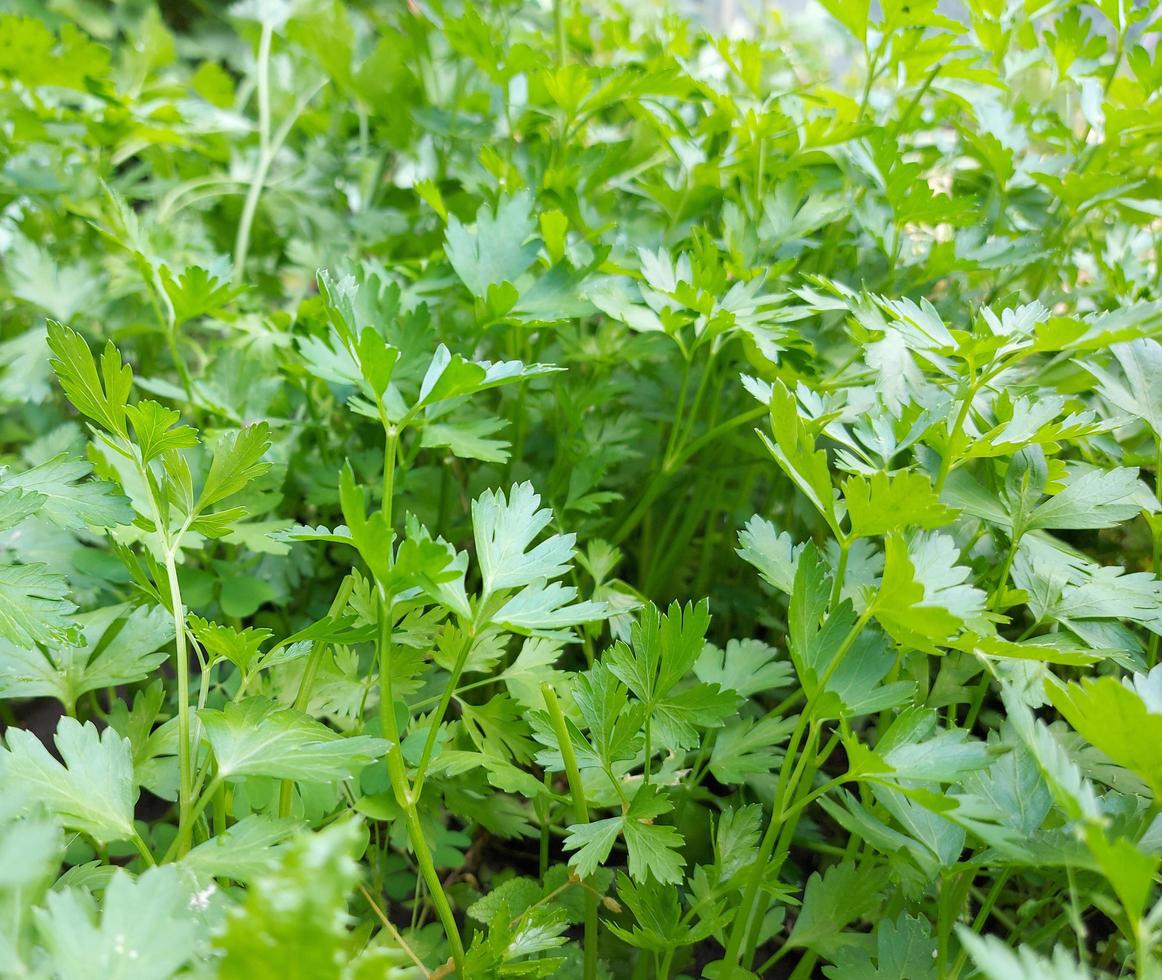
709,713,796,784
188,615,271,673
474,482,575,594
1,718,136,846
695,638,793,699
445,191,540,298
0,486,45,534
736,517,803,595
757,381,842,537
199,698,389,782
873,534,985,651
124,401,199,463
0,454,132,530
818,0,868,43
1045,675,1162,798
1084,338,1162,435
46,321,132,438
159,264,239,325
563,784,685,884
195,423,271,512
607,601,736,750
0,563,74,647
786,861,888,955
0,603,171,710
35,867,199,980
420,416,510,463
955,930,1093,980
826,914,936,980
1026,465,1153,530
182,815,298,883
843,471,958,538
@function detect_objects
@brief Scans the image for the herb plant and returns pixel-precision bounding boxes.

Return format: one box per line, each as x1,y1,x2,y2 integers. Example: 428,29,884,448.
2,0,1162,976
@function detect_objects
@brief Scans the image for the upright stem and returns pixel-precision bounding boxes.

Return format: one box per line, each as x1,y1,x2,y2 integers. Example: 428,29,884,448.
412,627,476,798
934,380,976,494
1151,438,1162,665
554,0,567,67
163,550,194,857
279,576,356,818
372,425,465,971
543,684,598,980
721,608,873,974
233,19,273,283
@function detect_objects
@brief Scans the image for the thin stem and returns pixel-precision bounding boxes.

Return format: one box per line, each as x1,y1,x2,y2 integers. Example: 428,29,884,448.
543,684,598,980
370,422,464,971
1151,438,1162,665
664,361,693,463
358,883,432,977
376,598,465,969
829,537,850,608
412,628,476,798
948,870,1011,979
131,830,156,868
988,534,1019,611
279,576,356,818
233,19,273,284
722,607,874,973
163,550,194,858
934,380,977,494
554,0,567,67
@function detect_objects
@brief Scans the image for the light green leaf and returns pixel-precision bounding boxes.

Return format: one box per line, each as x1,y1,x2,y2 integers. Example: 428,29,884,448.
694,638,793,699
736,517,803,595
199,698,389,782
1027,465,1153,530
0,454,132,530
46,321,132,439
955,930,1092,980
1046,675,1162,798
473,482,575,594
445,191,539,297
818,0,868,43
1,718,136,845
182,815,298,883
195,423,271,512
843,470,958,538
0,562,74,647
0,603,171,710
35,867,199,980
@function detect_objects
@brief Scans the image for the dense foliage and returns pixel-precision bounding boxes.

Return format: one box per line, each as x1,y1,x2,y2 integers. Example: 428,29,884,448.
3,0,1162,976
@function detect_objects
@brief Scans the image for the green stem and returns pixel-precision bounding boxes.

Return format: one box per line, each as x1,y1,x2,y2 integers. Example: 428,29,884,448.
163,550,194,858
664,361,693,463
829,537,850,608
988,534,1019,611
377,598,465,969
279,576,356,818
131,830,156,867
412,627,476,798
369,425,464,971
948,870,1011,980
721,608,874,974
233,19,273,284
554,0,567,66
934,380,977,494
1151,438,1162,665
542,684,598,980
